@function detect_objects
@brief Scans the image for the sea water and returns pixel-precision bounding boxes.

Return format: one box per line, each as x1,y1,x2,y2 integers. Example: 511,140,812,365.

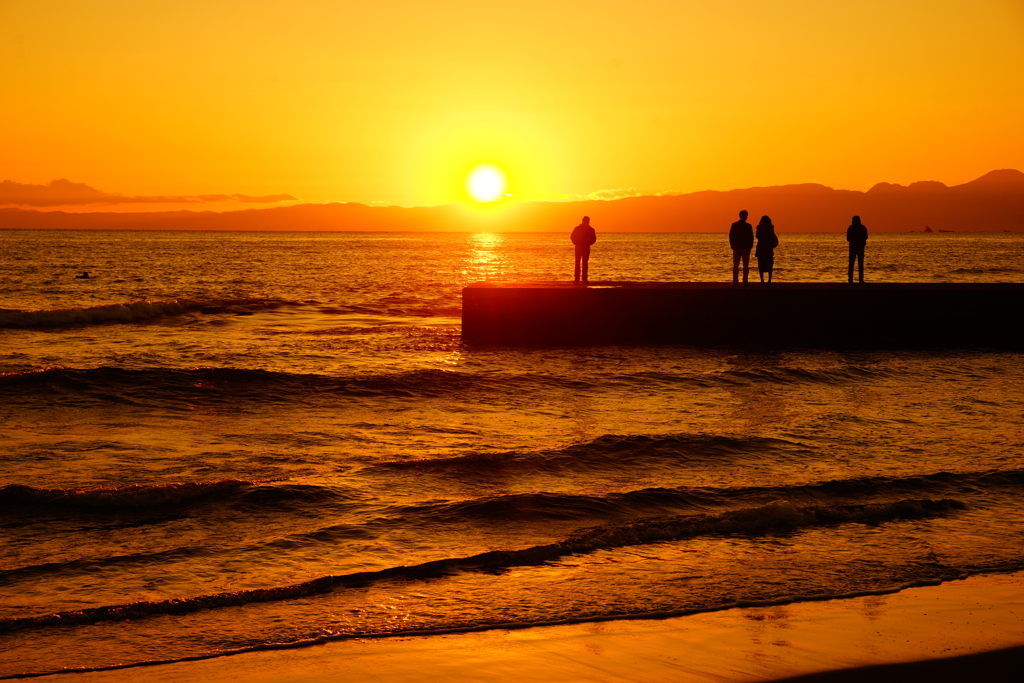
1,229,1023,676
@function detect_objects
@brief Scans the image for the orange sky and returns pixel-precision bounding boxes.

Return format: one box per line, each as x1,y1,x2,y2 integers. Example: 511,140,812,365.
2,0,1023,211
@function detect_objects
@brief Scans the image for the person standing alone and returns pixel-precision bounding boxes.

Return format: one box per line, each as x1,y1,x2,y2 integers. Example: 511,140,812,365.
847,216,868,283
729,210,754,287
571,216,597,284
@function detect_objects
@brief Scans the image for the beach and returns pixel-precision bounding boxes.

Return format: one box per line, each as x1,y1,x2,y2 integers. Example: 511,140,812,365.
3,230,1023,679
27,570,1024,682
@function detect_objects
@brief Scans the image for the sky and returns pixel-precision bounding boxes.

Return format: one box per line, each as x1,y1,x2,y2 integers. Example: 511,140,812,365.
2,0,1023,211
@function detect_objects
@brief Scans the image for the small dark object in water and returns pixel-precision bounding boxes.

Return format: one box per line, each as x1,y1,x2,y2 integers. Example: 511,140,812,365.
74,272,91,279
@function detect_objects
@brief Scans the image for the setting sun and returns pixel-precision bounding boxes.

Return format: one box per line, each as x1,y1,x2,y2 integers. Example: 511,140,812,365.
3,2,1024,680
466,165,507,203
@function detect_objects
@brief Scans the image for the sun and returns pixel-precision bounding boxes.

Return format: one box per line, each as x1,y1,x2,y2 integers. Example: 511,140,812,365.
466,164,507,203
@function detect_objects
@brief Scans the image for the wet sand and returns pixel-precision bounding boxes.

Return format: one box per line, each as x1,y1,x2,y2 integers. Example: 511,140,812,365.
35,571,1024,682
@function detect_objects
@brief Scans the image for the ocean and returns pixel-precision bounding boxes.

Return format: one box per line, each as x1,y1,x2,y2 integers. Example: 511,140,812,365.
1,229,1023,677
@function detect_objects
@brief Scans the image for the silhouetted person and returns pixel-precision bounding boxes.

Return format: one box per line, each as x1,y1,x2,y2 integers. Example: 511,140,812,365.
729,210,754,287
755,216,778,286
847,216,868,283
571,216,596,284
75,271,91,279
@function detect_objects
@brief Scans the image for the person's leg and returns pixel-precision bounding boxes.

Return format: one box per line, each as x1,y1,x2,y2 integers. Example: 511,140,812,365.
581,247,590,283
574,247,582,283
766,255,773,284
741,250,750,285
758,257,765,284
857,248,865,282
848,247,856,283
732,250,741,285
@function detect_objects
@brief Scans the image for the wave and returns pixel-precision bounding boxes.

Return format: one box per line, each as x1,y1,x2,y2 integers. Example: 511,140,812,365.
0,480,258,511
6,467,1017,589
0,497,964,635
5,457,1022,525
2,574,995,680
378,434,808,475
0,576,336,636
0,481,368,516
307,298,462,319
380,468,1024,525
0,362,897,409
0,297,291,329
262,324,458,337
619,366,889,389
0,366,576,405
950,267,1022,275
0,544,211,589
717,366,884,385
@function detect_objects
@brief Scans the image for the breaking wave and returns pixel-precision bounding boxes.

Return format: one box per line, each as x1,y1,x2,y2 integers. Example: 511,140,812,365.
0,297,290,329
4,462,1022,522
0,497,965,635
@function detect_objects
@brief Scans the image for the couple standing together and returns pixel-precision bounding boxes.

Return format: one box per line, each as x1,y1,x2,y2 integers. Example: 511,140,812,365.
729,210,779,287
729,211,869,286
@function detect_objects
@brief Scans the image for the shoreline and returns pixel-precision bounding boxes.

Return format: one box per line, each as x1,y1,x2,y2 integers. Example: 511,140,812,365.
26,570,1024,682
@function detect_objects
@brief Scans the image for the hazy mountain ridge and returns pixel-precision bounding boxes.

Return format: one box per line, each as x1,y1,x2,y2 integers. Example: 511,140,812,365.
2,170,1022,233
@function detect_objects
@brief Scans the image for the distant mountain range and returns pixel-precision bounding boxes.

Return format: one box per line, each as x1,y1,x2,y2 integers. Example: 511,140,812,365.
2,169,1022,232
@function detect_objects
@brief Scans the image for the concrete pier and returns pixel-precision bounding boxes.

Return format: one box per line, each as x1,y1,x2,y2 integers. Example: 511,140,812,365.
461,282,1024,347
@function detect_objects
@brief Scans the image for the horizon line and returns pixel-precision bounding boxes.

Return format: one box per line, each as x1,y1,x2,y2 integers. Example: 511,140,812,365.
3,168,1021,214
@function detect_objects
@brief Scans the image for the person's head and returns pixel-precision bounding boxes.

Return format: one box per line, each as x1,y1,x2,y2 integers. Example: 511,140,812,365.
852,215,862,226
582,216,590,224
758,215,772,227
739,210,748,220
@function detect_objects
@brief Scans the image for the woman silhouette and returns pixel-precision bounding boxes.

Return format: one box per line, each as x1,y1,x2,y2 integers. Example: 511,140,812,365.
754,216,779,286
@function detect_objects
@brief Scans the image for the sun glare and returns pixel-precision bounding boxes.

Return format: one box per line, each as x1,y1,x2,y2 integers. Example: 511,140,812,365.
466,165,507,203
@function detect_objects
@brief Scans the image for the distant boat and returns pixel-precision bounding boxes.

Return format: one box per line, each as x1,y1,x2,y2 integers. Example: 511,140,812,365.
924,226,934,233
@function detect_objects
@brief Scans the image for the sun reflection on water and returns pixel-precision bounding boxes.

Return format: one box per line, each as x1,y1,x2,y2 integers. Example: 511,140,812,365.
463,232,507,282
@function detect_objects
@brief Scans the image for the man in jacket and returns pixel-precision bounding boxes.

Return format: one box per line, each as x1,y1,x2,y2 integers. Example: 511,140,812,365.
847,216,868,283
729,210,754,287
571,216,597,284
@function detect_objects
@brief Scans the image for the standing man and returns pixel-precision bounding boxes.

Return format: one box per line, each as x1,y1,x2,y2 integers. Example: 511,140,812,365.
847,215,868,283
571,216,597,284
729,210,754,287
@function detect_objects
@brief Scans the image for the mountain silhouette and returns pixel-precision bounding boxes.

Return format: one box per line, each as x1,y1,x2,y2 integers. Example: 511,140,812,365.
2,170,1022,232
952,168,1024,190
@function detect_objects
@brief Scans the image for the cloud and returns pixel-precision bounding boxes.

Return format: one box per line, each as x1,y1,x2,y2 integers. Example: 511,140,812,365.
586,188,642,201
534,188,645,202
0,179,298,207
195,193,301,203
233,194,301,203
